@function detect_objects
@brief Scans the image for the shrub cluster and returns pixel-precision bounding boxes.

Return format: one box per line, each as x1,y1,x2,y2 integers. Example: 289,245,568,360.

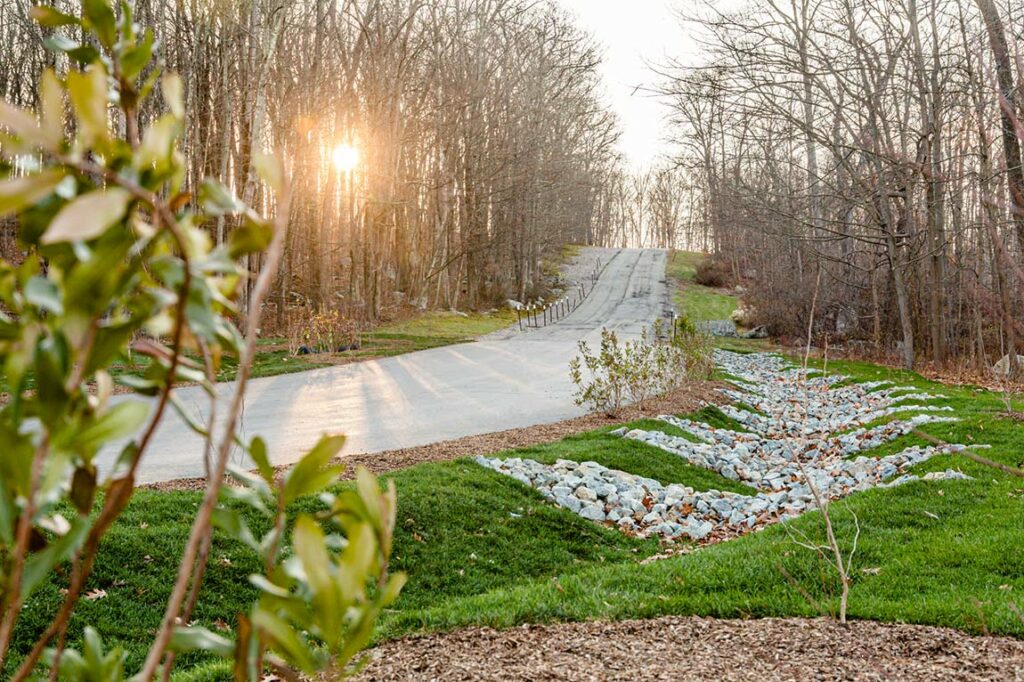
569,321,713,417
287,309,360,354
693,257,734,288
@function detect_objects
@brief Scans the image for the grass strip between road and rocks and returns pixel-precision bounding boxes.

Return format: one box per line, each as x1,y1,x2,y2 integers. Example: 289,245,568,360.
7,357,1024,680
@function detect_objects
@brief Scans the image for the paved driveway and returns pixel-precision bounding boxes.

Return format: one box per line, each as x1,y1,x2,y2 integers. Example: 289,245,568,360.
101,248,671,483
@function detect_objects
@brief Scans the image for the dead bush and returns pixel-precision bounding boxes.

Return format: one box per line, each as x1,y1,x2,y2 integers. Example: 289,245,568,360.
694,258,733,288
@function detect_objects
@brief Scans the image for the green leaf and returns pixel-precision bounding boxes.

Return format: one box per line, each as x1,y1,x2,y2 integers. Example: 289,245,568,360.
42,35,100,65
41,188,132,244
82,0,117,50
248,575,292,600
170,626,235,658
162,73,184,119
30,6,81,28
39,69,65,150
293,516,331,591
35,331,71,421
283,435,346,504
0,100,46,147
67,65,109,148
220,472,271,516
227,219,273,259
293,515,343,640
24,276,63,314
136,113,179,170
121,28,155,82
70,465,97,514
74,401,149,454
254,152,284,194
22,516,91,597
249,436,275,483
212,505,262,553
199,178,239,216
0,170,65,217
251,609,319,673
0,485,16,545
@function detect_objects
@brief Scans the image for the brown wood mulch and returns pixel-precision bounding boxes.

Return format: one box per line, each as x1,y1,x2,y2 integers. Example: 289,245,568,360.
353,616,1024,681
142,382,727,492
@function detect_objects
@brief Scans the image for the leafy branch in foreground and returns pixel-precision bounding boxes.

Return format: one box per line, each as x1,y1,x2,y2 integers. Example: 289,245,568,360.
0,2,401,679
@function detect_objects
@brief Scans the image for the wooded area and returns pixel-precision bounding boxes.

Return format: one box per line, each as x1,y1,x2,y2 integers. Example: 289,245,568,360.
665,0,1024,372
1,0,645,325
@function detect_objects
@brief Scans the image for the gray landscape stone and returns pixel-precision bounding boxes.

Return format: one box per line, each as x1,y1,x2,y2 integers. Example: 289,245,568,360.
699,319,738,337
475,349,975,542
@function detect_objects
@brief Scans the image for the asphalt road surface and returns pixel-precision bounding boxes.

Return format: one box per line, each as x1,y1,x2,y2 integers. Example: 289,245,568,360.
100,248,671,483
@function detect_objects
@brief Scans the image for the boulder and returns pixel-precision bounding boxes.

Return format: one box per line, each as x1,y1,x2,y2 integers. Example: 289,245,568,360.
682,519,714,541
992,354,1024,376
698,319,737,337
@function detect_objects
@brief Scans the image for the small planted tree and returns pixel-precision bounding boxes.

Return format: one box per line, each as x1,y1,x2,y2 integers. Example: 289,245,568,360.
0,3,401,679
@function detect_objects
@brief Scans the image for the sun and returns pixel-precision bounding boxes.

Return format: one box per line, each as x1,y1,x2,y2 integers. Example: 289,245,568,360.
332,143,359,173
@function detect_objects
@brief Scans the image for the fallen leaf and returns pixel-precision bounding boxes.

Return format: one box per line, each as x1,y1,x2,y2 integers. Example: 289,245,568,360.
85,588,107,601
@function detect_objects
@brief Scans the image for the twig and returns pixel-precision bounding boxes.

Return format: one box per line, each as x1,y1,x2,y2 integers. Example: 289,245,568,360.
911,428,1024,478
141,179,293,681
776,561,830,618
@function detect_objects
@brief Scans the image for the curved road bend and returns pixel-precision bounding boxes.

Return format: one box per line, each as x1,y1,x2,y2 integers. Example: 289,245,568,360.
101,248,671,483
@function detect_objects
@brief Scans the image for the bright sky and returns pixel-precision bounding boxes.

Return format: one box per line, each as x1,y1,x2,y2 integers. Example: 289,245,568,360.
554,0,690,169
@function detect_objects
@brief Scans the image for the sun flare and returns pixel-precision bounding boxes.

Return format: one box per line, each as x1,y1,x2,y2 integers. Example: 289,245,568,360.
332,143,359,172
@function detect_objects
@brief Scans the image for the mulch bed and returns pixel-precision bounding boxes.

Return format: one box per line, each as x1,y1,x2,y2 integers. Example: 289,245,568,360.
143,382,726,492
354,616,1024,681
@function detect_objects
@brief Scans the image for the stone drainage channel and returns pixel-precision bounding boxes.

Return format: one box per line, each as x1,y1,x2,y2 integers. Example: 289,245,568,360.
476,350,981,543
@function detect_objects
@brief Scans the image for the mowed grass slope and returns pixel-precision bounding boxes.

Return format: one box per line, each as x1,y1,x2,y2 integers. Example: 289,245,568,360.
667,250,739,323
9,361,1024,678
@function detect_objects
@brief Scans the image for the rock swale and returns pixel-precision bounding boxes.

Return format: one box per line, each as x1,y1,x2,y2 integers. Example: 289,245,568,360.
475,350,976,542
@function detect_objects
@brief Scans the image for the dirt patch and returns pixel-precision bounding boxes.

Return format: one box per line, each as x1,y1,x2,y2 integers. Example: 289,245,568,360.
354,616,1024,681
142,382,725,493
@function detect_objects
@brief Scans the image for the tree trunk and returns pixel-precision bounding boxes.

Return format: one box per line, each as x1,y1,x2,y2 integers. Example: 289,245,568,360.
975,0,1024,253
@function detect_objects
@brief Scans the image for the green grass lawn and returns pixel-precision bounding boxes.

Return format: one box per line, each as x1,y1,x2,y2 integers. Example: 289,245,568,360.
9,254,1024,677
9,356,1024,679
233,310,519,381
667,251,739,323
